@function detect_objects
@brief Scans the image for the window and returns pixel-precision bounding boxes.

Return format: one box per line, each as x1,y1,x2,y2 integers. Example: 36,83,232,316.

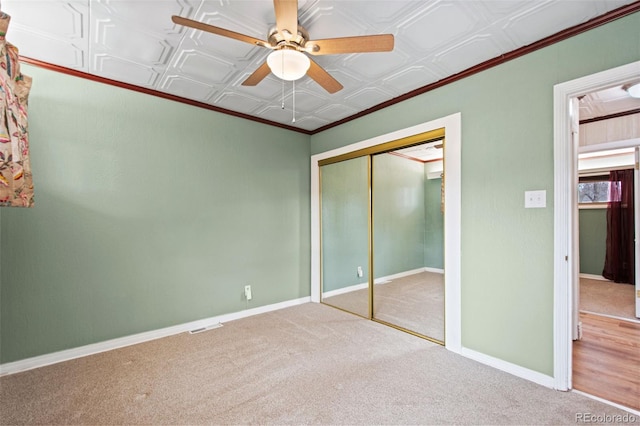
578,175,621,205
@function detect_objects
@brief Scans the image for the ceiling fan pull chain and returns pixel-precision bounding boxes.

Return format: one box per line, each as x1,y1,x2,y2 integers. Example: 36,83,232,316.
292,80,296,123
281,52,286,109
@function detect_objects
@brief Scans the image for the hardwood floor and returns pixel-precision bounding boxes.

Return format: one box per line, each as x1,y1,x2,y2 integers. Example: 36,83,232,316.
573,312,640,411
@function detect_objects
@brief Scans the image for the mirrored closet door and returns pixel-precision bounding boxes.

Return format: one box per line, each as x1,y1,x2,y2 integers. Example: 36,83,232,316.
372,147,445,342
320,156,370,318
319,130,445,344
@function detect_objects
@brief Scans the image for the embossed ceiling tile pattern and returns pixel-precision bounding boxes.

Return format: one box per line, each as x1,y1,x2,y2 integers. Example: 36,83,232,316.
302,3,368,39
214,91,265,113
97,0,196,34
93,54,160,87
503,1,611,46
345,86,395,109
344,50,408,80
356,1,426,26
231,74,287,100
382,65,443,94
89,1,185,84
161,75,216,102
4,0,86,38
579,86,640,120
258,103,306,124
2,0,89,70
433,34,504,76
398,2,482,54
171,50,235,84
190,29,260,61
293,116,330,131
3,0,638,131
92,18,175,65
290,88,331,111
460,2,524,53
473,0,536,18
189,4,270,60
195,0,276,33
8,30,86,70
314,102,359,121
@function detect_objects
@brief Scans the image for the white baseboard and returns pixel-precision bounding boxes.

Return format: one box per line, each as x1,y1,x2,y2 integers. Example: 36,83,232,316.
374,267,426,284
0,296,311,377
374,267,443,284
572,390,640,416
579,273,611,282
322,282,368,298
460,347,555,389
323,267,445,296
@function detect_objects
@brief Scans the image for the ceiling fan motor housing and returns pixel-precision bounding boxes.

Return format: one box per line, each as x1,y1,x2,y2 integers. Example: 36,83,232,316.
267,24,311,51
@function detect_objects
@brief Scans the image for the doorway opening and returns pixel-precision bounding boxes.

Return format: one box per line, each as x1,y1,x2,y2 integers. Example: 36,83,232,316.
553,60,640,410
572,87,640,412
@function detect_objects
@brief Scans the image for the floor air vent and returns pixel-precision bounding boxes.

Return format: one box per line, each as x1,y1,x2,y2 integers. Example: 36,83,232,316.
188,323,223,334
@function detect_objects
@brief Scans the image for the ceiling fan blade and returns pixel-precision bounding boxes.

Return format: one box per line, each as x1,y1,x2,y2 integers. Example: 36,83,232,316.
242,62,272,87
307,34,394,55
172,15,269,47
307,59,343,94
273,0,298,39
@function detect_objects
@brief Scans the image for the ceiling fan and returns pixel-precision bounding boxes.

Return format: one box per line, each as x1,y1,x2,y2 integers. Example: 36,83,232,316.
172,0,394,94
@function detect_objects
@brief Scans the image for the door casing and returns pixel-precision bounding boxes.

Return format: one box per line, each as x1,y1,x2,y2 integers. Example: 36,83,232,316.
553,60,640,391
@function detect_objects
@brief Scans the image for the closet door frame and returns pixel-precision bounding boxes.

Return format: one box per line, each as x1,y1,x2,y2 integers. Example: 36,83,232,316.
311,113,461,353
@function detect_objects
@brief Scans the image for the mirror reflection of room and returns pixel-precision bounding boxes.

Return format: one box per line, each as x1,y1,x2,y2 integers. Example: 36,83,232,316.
372,141,444,342
320,138,445,343
320,156,370,318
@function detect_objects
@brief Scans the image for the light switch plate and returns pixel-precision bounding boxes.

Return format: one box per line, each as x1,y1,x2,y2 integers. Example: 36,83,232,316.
525,190,546,208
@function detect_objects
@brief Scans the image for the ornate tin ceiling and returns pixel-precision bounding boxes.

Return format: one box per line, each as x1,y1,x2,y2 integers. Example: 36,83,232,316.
1,0,637,132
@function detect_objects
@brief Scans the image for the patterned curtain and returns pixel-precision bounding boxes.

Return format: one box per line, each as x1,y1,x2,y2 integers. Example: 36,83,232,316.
0,12,34,207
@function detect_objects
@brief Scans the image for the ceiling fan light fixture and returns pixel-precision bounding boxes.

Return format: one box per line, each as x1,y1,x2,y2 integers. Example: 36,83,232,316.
625,82,640,98
267,49,310,81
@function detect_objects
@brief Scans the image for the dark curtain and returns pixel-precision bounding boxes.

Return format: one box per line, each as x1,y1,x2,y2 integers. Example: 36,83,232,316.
602,169,635,284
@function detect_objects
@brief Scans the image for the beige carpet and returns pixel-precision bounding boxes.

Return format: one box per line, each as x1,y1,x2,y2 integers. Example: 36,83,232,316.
374,271,444,341
322,285,370,318
580,278,637,321
324,271,444,342
0,303,632,425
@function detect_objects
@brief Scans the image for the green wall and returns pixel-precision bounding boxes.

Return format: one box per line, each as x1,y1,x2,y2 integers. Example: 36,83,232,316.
373,154,426,278
424,175,444,270
310,12,640,376
579,208,607,276
0,65,310,363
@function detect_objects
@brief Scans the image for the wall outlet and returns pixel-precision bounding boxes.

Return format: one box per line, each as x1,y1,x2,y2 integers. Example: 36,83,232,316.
357,266,363,278
244,285,252,301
